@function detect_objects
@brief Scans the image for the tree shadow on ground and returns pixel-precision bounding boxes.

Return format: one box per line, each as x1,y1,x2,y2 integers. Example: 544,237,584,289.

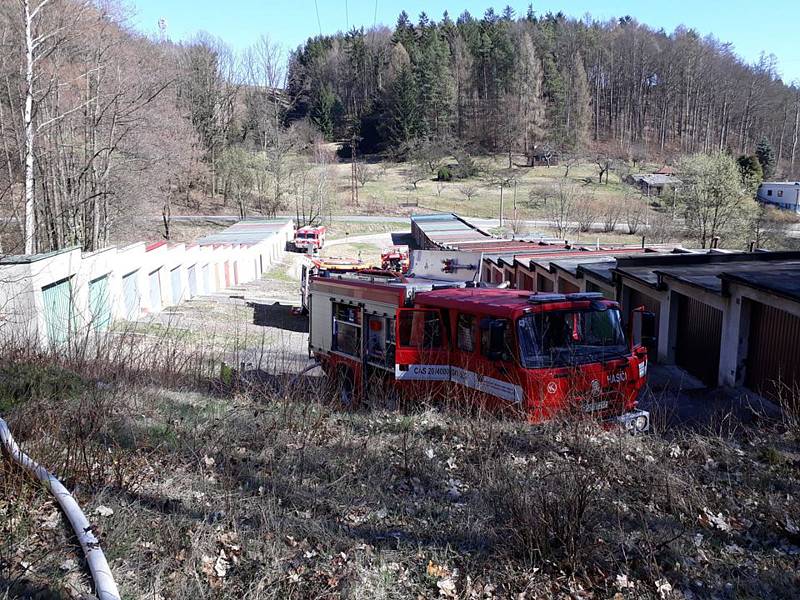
248,302,307,332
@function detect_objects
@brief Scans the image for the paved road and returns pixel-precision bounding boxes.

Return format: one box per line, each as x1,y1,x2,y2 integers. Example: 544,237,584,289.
157,213,666,236
5,212,800,238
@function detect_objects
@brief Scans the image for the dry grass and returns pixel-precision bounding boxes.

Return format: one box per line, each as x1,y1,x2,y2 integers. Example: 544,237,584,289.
2,330,800,599
2,256,799,598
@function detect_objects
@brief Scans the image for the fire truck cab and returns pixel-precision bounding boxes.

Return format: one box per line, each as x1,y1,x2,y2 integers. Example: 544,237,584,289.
293,225,327,251
308,252,652,431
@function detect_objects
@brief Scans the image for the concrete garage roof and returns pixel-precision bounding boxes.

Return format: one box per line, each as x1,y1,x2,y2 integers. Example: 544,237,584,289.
0,245,78,264
720,267,800,303
577,261,618,284
656,261,800,294
197,219,292,246
612,251,800,296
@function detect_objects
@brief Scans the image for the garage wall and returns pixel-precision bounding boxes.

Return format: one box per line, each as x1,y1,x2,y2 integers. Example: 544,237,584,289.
0,220,293,347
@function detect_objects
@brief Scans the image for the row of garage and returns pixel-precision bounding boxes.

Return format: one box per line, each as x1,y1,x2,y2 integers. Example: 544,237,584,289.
0,220,294,347
414,212,800,402
608,251,800,403
474,240,800,402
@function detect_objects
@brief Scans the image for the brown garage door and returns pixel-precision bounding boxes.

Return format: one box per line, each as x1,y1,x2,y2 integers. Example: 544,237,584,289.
676,294,722,386
746,302,800,402
558,279,580,294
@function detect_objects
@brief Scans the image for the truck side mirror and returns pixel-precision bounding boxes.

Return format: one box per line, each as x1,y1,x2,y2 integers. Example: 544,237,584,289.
630,308,657,352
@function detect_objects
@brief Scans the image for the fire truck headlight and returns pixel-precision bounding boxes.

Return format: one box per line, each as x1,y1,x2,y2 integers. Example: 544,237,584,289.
634,415,649,432
624,419,636,430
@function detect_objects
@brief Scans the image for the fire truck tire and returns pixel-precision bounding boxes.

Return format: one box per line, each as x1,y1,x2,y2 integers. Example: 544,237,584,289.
337,366,355,408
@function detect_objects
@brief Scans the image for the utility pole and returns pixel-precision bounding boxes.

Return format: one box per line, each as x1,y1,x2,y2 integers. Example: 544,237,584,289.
499,184,504,228
513,179,518,223
350,132,359,207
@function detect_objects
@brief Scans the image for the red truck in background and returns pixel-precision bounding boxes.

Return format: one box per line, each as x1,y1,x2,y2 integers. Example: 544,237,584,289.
307,251,652,431
293,225,327,251
381,246,410,273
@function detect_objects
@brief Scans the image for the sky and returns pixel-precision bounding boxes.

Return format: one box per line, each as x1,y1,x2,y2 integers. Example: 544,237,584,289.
128,1,800,83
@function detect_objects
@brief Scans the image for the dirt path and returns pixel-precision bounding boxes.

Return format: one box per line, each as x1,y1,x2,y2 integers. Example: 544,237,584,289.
129,251,312,375
323,231,399,262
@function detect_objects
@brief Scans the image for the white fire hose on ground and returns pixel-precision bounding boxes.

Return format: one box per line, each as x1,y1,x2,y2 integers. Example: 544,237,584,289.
0,418,121,600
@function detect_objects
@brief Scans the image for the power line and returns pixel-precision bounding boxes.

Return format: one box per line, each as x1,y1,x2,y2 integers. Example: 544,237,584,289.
370,0,378,44
314,0,322,36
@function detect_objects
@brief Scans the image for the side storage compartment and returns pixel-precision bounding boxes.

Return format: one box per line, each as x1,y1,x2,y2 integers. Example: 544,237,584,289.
309,288,333,354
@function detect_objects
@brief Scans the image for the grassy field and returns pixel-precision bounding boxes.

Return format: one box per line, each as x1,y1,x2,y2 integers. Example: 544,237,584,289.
325,221,407,240
105,154,800,252
327,155,663,220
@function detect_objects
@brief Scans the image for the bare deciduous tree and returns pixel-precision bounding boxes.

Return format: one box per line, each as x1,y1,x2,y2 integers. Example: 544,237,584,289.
600,201,624,233
595,156,612,184
458,183,479,202
546,181,578,239
355,162,374,187
573,195,596,233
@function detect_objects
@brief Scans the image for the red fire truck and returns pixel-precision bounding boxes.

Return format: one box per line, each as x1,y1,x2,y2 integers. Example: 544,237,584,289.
308,252,652,431
381,246,410,273
293,225,327,251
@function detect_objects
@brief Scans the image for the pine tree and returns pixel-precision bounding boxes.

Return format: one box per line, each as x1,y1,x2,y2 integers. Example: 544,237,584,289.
394,11,416,49
517,32,546,154
737,154,763,191
384,44,421,148
756,137,776,180
310,85,337,139
499,31,546,165
414,28,455,138
570,52,591,149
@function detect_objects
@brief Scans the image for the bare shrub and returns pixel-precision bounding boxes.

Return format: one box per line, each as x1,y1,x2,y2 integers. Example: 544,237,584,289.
458,183,479,202
494,459,600,570
647,210,677,243
488,421,607,573
546,180,578,238
601,200,624,232
624,196,647,234
573,195,597,233
527,181,553,209
355,162,375,187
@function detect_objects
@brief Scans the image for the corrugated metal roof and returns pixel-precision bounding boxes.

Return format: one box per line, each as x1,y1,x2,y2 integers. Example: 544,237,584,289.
197,219,292,246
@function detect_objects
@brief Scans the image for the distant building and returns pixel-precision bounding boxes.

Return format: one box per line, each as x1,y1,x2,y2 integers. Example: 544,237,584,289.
625,173,682,196
526,145,559,167
757,182,800,212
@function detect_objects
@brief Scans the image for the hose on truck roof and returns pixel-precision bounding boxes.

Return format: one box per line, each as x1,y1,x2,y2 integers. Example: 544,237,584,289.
0,417,121,600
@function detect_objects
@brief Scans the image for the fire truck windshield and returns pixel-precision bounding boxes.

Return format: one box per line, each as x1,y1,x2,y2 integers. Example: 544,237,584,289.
517,308,628,368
